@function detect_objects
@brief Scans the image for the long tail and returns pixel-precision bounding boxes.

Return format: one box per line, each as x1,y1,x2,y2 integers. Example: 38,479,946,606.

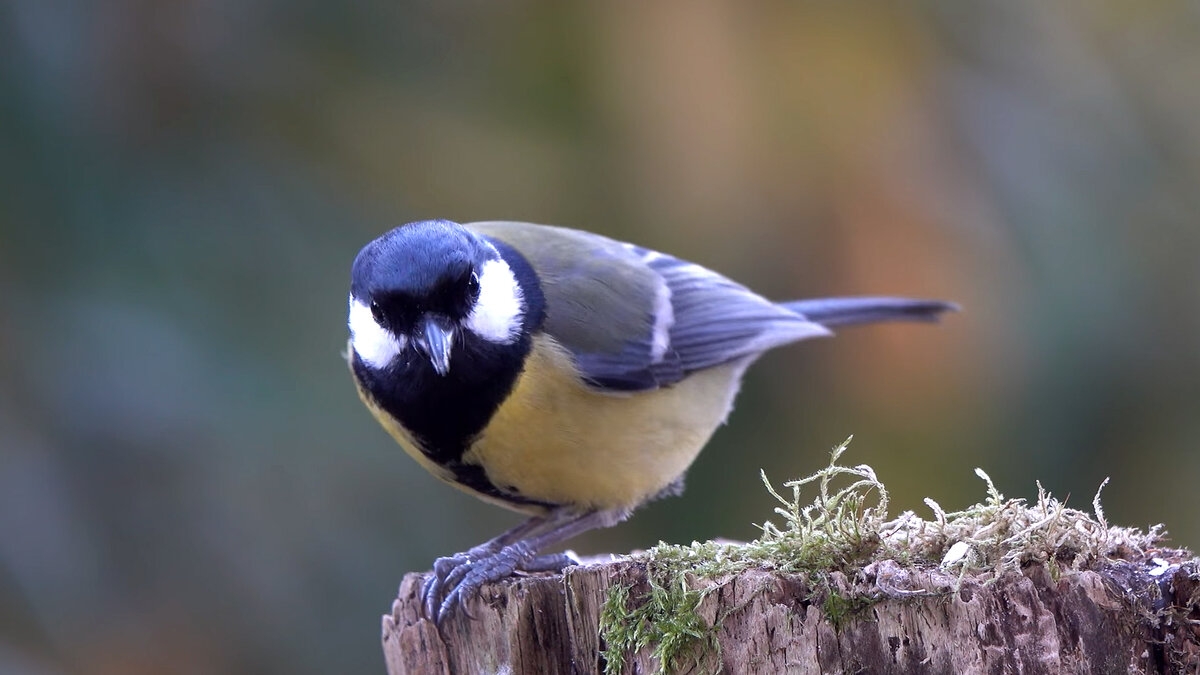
780,296,959,328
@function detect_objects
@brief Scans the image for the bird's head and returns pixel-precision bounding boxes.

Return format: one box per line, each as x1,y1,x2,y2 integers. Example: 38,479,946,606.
348,220,525,375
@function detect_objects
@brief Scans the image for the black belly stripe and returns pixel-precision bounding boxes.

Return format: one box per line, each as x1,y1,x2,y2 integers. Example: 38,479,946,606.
352,338,515,463
446,461,559,509
353,346,555,507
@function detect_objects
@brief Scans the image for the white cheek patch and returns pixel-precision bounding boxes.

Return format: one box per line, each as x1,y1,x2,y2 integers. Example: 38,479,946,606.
466,258,524,343
348,297,405,369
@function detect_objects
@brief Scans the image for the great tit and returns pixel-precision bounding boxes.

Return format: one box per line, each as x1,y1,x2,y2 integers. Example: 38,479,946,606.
347,219,955,622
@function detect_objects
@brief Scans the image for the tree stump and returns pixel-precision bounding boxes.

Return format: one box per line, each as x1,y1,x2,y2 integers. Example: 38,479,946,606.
382,551,1200,674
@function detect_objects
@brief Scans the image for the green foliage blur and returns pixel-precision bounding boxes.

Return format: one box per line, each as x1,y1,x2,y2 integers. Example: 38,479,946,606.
3,2,1199,673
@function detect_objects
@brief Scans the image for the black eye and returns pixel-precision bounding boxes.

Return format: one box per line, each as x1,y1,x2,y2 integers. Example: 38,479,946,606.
370,301,385,324
466,272,480,298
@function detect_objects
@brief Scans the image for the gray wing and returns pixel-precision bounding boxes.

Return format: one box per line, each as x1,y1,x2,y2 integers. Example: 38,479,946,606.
619,245,831,389
469,222,829,392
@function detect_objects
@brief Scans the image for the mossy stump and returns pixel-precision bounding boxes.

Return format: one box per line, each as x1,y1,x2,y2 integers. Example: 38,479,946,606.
383,445,1200,673
383,551,1200,674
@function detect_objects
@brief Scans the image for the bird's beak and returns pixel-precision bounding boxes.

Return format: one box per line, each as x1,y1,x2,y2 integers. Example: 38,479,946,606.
415,314,455,376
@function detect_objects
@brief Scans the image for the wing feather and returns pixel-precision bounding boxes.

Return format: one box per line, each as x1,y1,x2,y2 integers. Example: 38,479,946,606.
468,222,829,392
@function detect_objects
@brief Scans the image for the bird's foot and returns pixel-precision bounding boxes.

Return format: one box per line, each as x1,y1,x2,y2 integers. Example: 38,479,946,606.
421,543,579,624
521,551,577,573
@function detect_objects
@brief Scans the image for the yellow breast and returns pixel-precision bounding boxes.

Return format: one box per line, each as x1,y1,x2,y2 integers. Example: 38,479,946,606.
462,335,746,512
351,336,747,515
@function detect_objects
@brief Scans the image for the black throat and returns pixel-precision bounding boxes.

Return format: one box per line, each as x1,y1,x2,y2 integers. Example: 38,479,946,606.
352,240,548,504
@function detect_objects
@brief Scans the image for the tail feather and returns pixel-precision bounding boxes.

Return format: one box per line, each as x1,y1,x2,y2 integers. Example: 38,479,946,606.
781,296,959,328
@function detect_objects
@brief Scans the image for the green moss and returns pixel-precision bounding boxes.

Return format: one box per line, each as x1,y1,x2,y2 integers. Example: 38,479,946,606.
599,571,720,675
596,437,1166,673
641,437,1161,582
820,585,870,632
642,438,892,581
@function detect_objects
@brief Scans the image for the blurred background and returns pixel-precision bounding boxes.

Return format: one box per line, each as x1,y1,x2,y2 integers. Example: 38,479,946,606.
3,1,1199,672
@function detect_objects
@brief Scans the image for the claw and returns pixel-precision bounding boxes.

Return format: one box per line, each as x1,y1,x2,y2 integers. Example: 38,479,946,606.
425,541,540,623
419,510,611,625
438,584,477,623
422,552,471,618
422,575,440,619
439,562,472,597
436,576,477,622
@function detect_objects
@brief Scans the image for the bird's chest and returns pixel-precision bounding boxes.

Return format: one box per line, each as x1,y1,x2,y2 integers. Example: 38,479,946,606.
462,336,745,510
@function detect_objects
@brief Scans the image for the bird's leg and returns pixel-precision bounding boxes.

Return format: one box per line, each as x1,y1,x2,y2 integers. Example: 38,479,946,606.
429,549,583,621
421,515,551,619
434,507,630,623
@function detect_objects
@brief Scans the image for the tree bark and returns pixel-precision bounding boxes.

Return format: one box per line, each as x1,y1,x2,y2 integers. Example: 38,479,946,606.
383,553,1200,674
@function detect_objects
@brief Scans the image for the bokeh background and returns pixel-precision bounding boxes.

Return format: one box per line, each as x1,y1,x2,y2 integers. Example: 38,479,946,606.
3,1,1199,673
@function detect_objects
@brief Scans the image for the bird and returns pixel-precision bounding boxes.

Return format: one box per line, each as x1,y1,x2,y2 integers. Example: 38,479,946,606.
346,219,956,623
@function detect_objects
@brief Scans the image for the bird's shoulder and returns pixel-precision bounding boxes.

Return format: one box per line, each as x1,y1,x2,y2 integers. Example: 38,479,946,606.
467,221,663,357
